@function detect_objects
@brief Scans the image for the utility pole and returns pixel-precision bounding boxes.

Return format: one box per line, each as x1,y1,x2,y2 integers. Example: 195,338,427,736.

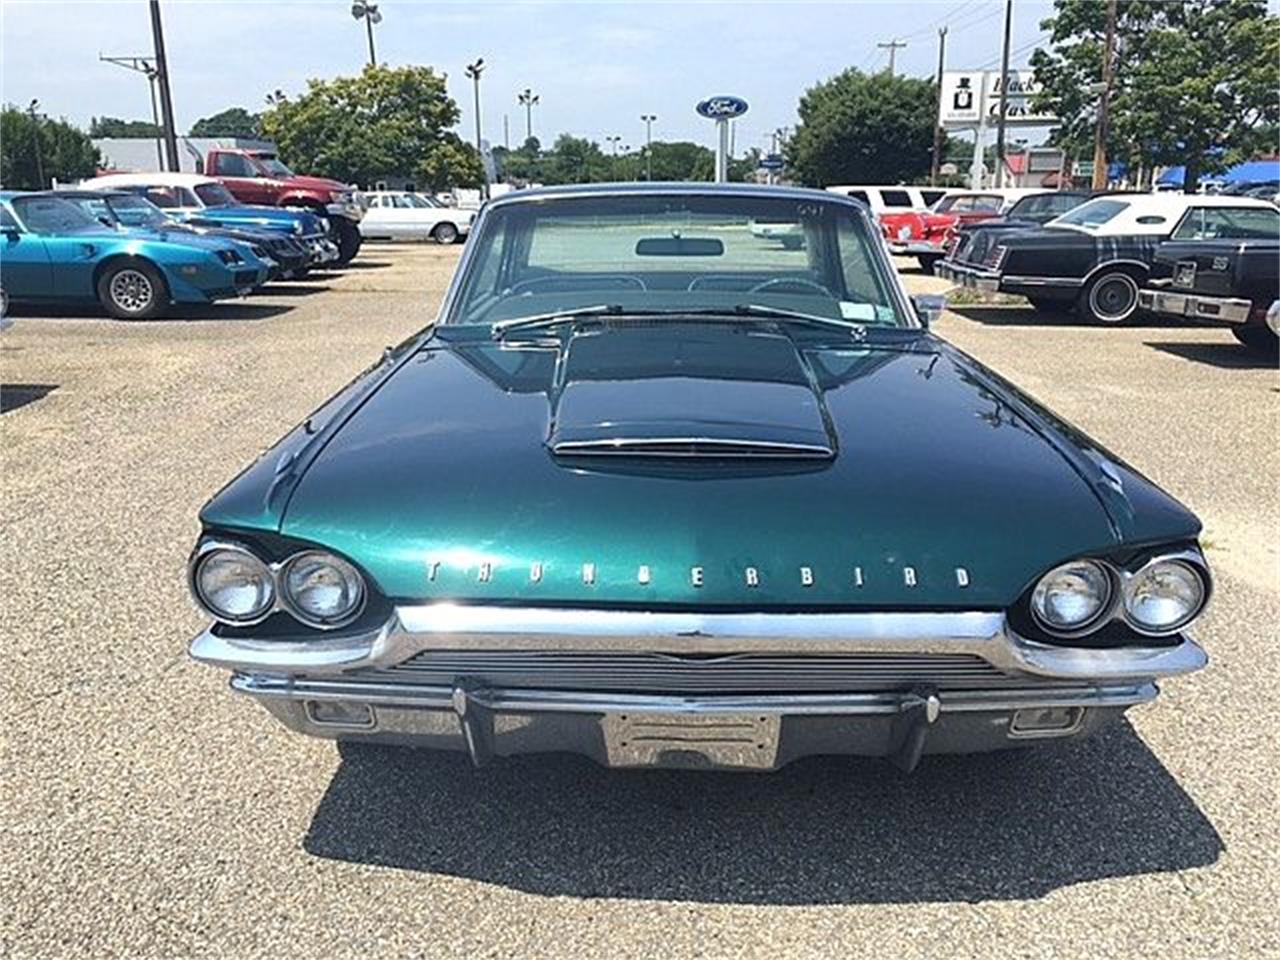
503,114,510,151
878,39,907,77
518,88,539,142
465,59,486,198
27,100,45,188
930,27,948,185
148,0,180,172
641,113,656,181
1091,0,1118,190
994,0,1014,187
100,55,164,169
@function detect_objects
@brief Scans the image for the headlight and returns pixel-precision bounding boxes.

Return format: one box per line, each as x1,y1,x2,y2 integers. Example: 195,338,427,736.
897,225,912,240
192,545,275,624
281,551,365,628
1030,560,1112,635
292,221,305,234
1122,558,1207,634
216,249,243,264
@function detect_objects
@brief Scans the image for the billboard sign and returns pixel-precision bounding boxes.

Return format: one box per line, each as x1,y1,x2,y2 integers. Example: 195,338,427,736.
940,70,1057,128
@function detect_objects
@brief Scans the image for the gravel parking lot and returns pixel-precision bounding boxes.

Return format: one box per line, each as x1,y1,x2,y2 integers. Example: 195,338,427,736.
2,245,1277,958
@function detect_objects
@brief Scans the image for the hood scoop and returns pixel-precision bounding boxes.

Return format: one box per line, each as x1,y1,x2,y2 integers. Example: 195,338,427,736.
548,323,836,460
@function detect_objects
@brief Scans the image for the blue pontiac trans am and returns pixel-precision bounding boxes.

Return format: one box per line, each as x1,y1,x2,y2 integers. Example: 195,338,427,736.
0,191,272,320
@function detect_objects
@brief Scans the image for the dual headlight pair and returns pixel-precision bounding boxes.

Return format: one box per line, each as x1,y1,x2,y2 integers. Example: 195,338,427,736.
190,542,365,630
1030,552,1209,639
215,248,244,265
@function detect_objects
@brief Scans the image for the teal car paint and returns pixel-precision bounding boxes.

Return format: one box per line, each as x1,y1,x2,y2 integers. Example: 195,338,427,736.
1,191,270,319
189,184,1210,772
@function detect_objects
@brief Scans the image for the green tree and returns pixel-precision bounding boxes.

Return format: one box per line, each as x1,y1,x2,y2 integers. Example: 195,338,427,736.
541,134,612,183
1,107,100,189
88,116,161,137
260,65,483,190
1032,0,1279,191
787,69,937,186
190,107,262,138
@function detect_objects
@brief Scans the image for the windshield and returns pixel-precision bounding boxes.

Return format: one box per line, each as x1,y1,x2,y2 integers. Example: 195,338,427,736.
448,194,909,328
1052,198,1129,229
194,182,239,208
104,194,171,228
410,193,441,208
11,196,100,234
257,156,294,177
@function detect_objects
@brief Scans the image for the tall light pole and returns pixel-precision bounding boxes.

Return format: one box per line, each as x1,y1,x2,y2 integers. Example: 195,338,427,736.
148,0,180,171
930,27,948,185
605,135,622,156
351,1,382,68
994,0,1014,187
465,59,486,197
27,100,45,189
1092,0,1118,190
640,113,656,181
518,88,539,142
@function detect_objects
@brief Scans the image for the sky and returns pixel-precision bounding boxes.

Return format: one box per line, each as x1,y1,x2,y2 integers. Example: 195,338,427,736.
1,0,1064,154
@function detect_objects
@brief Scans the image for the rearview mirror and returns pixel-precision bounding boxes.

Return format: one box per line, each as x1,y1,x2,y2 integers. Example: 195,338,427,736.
635,236,724,257
911,294,946,328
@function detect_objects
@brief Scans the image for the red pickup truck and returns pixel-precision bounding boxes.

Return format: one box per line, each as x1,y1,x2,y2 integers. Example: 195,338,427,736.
204,148,364,265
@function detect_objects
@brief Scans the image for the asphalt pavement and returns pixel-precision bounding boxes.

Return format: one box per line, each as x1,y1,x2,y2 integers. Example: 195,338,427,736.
1,245,1276,958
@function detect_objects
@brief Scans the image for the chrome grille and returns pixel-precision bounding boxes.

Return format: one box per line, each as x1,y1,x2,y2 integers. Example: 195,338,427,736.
357,650,1026,693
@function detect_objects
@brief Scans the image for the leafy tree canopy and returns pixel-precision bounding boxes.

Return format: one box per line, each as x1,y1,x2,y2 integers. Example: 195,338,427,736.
1,106,100,189
495,135,757,185
260,65,483,190
786,69,937,187
88,116,161,138
190,107,262,139
1032,0,1279,190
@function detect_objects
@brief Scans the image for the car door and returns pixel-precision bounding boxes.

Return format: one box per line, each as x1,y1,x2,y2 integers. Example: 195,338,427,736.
0,204,53,298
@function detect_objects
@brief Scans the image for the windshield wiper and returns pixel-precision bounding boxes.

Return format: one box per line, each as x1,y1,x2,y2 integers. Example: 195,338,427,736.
727,303,870,338
491,304,623,337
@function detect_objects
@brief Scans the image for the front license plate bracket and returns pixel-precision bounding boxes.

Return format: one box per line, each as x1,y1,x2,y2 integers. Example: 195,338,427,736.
602,711,782,770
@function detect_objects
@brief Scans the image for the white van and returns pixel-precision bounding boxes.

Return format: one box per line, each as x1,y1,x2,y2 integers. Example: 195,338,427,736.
825,185,956,215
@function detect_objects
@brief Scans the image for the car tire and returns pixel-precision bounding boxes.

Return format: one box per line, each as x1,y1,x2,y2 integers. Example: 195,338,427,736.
917,254,942,274
96,260,168,320
433,222,460,245
1078,269,1142,324
332,219,362,265
0,286,8,319
1231,325,1279,355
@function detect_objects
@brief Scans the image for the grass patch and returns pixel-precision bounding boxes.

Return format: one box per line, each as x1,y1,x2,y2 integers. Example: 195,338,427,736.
946,288,1028,307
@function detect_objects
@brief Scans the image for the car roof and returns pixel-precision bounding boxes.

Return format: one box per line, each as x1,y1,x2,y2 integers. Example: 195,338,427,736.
46,189,131,199
84,172,220,188
486,181,867,210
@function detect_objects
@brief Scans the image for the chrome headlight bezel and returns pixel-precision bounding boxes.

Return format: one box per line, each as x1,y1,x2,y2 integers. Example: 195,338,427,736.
1029,559,1116,639
189,541,276,626
1120,552,1210,637
188,539,369,631
279,550,367,629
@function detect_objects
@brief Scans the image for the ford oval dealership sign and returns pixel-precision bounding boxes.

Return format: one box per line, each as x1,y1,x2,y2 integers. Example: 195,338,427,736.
696,96,749,120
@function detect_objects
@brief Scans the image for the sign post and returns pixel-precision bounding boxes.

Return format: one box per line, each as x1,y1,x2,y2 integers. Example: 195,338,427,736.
696,96,749,183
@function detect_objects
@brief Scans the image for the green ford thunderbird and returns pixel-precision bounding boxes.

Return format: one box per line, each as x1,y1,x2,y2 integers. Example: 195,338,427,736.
188,183,1209,773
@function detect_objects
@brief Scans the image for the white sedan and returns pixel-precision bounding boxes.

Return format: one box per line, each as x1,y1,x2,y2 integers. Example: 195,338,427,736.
358,192,474,244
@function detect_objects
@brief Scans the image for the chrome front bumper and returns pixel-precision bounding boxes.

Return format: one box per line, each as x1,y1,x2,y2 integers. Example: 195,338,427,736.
888,240,944,256
1138,288,1254,325
935,260,1000,292
191,606,1206,771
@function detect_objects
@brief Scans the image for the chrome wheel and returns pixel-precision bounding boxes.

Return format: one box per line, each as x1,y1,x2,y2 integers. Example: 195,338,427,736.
1086,272,1139,324
434,222,459,245
108,269,155,315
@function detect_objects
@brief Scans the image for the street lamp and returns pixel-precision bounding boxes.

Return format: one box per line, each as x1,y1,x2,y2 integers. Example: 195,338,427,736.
465,59,487,197
605,135,622,156
640,113,656,181
517,88,540,142
27,99,45,189
351,1,382,68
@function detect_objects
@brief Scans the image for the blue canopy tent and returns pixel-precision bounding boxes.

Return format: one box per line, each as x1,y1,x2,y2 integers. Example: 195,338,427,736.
1156,158,1280,187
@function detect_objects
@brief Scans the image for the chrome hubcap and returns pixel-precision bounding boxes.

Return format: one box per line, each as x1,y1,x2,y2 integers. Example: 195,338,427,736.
1090,274,1137,322
437,225,457,243
109,269,154,313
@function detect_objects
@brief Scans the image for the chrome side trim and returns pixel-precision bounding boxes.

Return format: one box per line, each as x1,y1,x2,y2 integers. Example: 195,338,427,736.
230,673,1159,716
189,605,1208,683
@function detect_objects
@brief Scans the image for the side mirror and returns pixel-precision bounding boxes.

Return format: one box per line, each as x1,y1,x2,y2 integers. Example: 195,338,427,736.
912,294,946,328
1,225,19,241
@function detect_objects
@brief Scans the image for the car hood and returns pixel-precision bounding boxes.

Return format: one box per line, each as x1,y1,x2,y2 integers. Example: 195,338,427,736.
190,205,323,234
280,174,349,194
206,323,1198,609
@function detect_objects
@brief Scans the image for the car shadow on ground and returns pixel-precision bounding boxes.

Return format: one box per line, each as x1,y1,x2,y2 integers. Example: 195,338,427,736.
246,283,330,297
1144,340,1276,371
3,302,293,322
336,259,395,269
949,305,1206,329
303,720,1222,905
1,383,57,414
